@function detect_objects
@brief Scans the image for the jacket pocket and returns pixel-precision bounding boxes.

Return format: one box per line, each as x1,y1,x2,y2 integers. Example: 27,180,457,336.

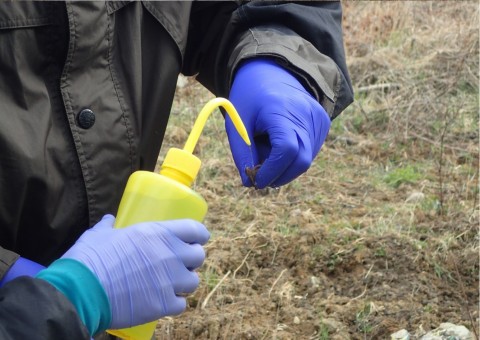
0,2,57,111
0,2,53,29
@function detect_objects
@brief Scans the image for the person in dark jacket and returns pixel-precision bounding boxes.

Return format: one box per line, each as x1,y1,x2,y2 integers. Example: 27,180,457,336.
0,0,353,337
0,215,210,339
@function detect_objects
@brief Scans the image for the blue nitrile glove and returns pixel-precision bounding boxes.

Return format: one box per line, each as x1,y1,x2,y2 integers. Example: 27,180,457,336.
0,256,45,287
58,215,210,330
227,58,331,189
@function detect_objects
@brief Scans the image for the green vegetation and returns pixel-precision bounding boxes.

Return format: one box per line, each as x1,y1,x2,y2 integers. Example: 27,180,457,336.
384,165,422,188
355,303,373,334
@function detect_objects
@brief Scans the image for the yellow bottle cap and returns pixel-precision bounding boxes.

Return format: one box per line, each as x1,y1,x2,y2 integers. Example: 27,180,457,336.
160,98,251,187
160,148,201,186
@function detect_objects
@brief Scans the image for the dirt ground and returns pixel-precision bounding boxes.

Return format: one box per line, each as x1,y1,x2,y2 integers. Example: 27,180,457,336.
153,2,479,339
156,226,477,339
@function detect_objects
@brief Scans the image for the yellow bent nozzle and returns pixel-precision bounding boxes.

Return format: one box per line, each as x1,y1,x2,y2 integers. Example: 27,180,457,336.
160,98,251,187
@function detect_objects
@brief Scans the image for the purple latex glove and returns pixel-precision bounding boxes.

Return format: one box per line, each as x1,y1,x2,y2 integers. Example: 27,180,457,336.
227,58,331,189
61,215,210,329
0,257,45,287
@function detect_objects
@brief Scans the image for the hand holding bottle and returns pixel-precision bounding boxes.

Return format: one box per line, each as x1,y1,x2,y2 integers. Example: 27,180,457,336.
58,215,209,330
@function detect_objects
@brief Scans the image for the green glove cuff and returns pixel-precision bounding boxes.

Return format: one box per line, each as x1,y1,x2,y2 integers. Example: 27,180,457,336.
36,258,112,336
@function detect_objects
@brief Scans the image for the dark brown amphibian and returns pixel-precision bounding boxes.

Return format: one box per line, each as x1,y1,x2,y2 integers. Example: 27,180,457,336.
245,164,262,189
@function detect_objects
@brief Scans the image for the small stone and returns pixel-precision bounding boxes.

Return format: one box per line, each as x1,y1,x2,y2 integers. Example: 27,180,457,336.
176,74,188,88
420,323,473,340
420,335,442,340
321,318,344,332
438,323,472,339
293,316,300,324
391,329,410,340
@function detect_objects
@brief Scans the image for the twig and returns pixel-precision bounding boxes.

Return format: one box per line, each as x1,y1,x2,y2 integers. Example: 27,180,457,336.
450,254,479,340
364,263,374,280
473,166,479,215
201,270,231,310
356,83,401,93
409,131,469,153
437,112,448,215
403,98,416,141
271,200,303,205
270,239,278,265
231,221,259,241
233,250,252,278
268,269,287,298
349,286,368,302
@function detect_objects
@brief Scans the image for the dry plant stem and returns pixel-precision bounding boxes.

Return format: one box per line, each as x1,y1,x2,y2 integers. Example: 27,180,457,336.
348,286,368,302
450,253,479,340
201,270,231,310
364,263,375,280
437,112,447,215
268,268,287,298
409,131,471,153
356,82,401,93
473,165,479,215
270,239,279,265
233,250,252,278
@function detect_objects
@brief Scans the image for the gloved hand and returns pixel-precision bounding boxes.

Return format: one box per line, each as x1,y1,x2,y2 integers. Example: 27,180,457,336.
227,58,331,189
0,257,45,287
61,215,210,329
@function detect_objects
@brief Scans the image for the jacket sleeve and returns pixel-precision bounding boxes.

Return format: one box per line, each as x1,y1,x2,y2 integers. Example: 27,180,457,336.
182,1,353,119
0,246,19,281
0,277,90,340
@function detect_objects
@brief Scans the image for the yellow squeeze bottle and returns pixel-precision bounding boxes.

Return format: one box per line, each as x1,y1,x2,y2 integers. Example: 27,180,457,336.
107,98,251,340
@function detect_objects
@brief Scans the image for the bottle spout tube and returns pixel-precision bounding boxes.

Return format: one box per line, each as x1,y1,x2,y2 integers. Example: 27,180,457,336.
183,97,251,154
160,97,251,187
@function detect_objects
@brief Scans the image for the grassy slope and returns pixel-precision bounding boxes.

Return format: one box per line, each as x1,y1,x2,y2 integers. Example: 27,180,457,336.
156,2,479,339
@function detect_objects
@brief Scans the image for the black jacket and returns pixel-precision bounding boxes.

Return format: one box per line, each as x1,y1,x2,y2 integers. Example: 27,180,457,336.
0,277,90,339
0,1,352,269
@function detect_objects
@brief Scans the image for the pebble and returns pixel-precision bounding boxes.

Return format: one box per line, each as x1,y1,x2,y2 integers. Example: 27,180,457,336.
176,75,188,88
420,323,473,340
391,329,410,340
391,323,473,340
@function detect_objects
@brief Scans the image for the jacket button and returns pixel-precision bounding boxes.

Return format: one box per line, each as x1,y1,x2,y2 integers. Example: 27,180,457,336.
77,109,96,129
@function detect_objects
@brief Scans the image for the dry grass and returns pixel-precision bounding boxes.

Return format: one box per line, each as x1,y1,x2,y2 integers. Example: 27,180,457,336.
155,2,479,339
